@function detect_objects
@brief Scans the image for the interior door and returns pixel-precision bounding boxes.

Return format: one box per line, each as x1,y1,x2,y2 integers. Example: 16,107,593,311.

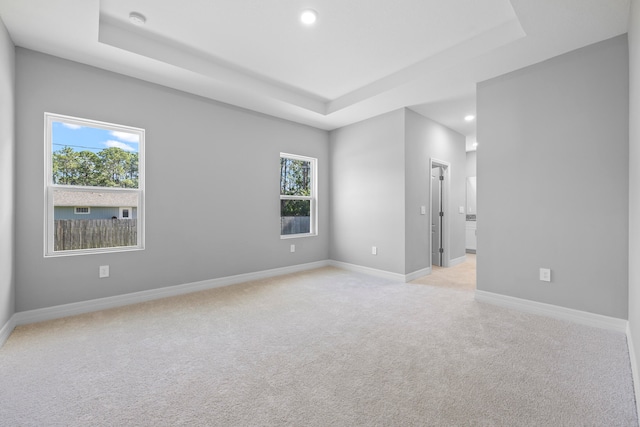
431,166,443,266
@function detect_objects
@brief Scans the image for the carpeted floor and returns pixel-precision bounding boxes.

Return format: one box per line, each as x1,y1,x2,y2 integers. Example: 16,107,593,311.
410,253,476,291
0,263,637,426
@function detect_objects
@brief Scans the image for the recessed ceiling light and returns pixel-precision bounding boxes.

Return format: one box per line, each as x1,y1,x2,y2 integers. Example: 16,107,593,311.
129,12,146,26
464,115,475,122
300,9,318,25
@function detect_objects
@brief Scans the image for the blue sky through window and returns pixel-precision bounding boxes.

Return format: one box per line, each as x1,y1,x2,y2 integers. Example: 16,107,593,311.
52,121,139,154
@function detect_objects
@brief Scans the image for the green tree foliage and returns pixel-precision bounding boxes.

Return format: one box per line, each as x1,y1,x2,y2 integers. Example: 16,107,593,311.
280,158,311,216
280,199,310,217
53,147,138,188
280,158,310,196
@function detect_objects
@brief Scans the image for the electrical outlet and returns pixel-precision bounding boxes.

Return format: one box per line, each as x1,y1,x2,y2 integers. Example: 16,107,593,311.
290,244,295,253
539,268,551,282
99,265,110,279
372,246,377,255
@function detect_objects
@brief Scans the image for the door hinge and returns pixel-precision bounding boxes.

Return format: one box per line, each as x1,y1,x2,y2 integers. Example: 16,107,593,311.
439,248,444,253
439,176,444,181
439,211,444,217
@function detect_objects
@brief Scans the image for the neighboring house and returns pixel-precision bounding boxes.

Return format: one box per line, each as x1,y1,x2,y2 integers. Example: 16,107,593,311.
53,190,138,220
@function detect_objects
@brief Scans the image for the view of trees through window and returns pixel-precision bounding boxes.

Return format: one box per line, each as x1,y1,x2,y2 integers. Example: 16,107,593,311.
53,146,139,188
51,120,139,188
280,155,315,236
280,157,311,217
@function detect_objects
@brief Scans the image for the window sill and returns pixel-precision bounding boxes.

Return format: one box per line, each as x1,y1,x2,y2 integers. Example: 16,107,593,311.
45,246,144,258
280,233,317,240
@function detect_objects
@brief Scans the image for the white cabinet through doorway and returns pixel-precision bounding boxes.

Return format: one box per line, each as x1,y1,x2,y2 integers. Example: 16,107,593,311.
466,221,477,252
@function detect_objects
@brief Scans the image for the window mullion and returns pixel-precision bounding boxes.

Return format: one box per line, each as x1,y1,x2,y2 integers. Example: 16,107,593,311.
280,195,312,201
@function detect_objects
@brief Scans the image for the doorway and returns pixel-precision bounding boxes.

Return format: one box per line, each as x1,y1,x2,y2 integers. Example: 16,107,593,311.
430,158,450,268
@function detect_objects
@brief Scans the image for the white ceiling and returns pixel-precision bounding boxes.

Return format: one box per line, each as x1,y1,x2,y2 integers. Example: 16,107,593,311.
0,0,631,151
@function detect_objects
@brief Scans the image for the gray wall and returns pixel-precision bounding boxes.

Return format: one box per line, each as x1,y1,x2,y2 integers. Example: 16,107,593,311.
466,151,477,177
329,109,406,274
628,0,640,378
405,109,466,273
329,108,465,276
15,49,329,312
0,18,15,326
477,35,629,319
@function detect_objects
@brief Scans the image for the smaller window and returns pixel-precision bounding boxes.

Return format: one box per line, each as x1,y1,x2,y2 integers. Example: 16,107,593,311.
74,207,90,215
119,207,132,219
280,153,317,238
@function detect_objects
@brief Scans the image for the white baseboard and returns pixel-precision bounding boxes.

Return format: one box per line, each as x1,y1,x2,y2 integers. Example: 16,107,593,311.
328,260,406,282
405,266,432,282
12,260,330,328
448,255,467,267
328,261,433,283
0,315,16,348
626,324,640,419
475,290,628,333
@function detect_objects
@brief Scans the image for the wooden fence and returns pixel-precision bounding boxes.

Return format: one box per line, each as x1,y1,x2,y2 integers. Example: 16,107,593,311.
281,216,310,235
54,219,137,251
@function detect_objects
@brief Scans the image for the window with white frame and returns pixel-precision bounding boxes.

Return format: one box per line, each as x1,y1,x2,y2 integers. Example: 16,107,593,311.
280,153,317,237
119,207,132,219
45,113,145,256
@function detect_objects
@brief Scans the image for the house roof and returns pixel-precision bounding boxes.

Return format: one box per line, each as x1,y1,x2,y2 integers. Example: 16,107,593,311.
53,190,138,207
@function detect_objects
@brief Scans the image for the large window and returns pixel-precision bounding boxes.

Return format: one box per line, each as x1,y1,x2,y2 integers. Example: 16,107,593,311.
44,113,145,256
280,153,317,237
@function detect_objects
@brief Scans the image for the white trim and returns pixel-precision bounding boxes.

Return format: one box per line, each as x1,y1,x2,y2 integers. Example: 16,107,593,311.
329,261,434,283
44,112,145,257
449,255,467,267
280,233,317,240
328,260,407,282
119,206,132,219
279,153,318,238
0,315,16,348
405,266,432,282
626,324,640,419
12,260,330,327
475,290,627,332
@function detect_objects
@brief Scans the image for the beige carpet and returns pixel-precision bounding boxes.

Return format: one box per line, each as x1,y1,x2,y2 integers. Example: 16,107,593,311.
410,253,476,291
0,266,637,426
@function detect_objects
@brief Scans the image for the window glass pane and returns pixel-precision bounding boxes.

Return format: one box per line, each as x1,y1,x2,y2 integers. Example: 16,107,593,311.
52,121,139,188
280,157,311,196
280,199,311,235
52,189,138,251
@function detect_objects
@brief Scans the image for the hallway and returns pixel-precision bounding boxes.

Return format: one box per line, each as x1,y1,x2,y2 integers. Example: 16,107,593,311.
410,254,476,291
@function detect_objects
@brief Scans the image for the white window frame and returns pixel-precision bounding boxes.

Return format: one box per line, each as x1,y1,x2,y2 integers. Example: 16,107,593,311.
280,153,317,239
74,207,90,215
44,112,145,257
119,207,132,219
